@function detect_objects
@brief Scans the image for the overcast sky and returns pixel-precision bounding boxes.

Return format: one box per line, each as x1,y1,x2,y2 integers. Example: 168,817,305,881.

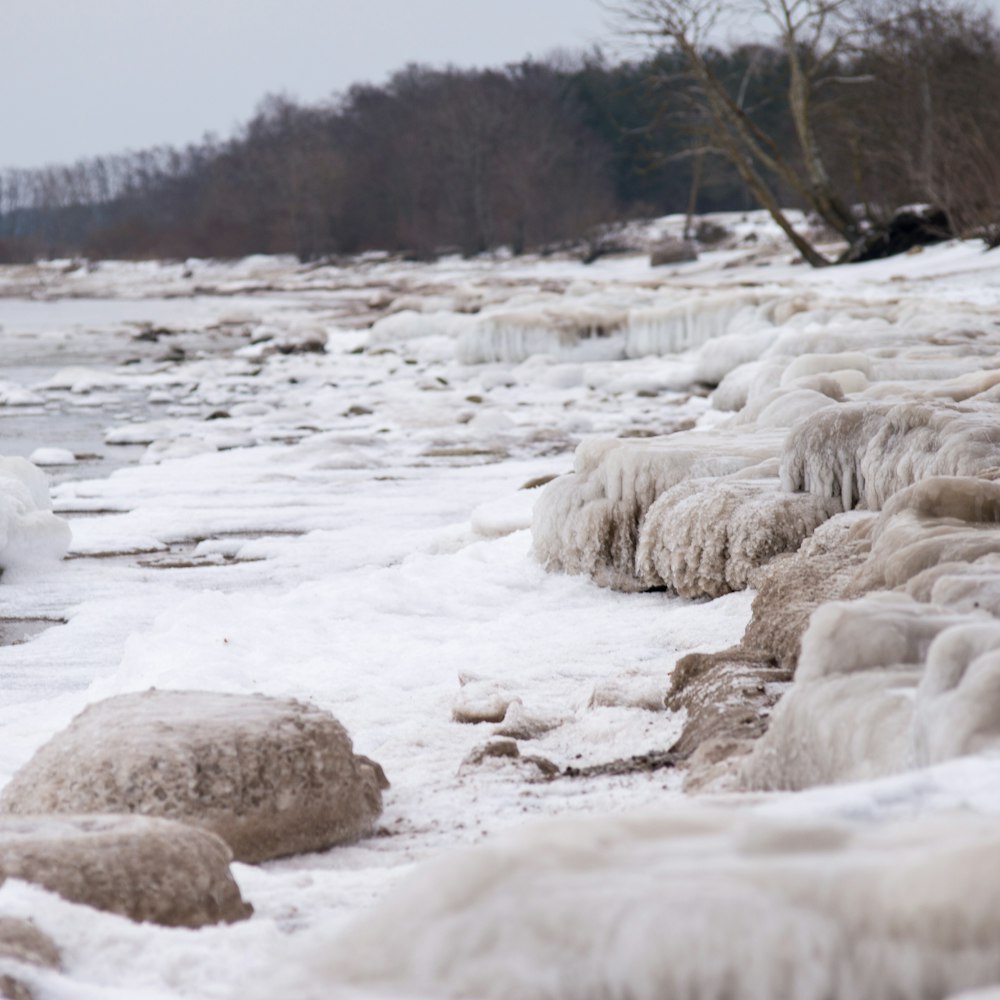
4,0,622,169
5,0,999,170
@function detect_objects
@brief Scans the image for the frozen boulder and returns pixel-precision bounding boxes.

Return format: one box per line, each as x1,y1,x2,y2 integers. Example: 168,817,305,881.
0,815,250,928
0,917,60,1000
0,690,386,863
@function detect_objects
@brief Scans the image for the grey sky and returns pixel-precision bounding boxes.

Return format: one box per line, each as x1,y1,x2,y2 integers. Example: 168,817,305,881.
4,0,618,169
5,0,999,170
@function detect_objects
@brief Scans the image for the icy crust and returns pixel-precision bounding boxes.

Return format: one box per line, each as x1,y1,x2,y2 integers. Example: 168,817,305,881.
532,430,783,590
0,815,250,928
0,691,385,864
780,402,1000,510
300,810,1000,1000
0,457,71,575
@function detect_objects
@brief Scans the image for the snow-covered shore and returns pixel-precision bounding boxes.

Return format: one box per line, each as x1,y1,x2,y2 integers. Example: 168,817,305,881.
4,214,1000,998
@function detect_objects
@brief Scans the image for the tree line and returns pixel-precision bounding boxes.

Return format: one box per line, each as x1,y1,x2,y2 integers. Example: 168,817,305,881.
1,0,997,264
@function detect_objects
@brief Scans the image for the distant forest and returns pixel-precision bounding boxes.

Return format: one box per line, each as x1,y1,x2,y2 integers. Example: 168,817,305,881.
2,0,998,262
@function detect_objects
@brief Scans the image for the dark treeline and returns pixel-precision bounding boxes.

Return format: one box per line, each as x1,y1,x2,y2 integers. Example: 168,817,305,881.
2,1,998,262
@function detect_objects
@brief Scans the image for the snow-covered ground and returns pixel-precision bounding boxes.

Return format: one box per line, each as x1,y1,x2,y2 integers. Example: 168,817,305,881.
3,213,1000,998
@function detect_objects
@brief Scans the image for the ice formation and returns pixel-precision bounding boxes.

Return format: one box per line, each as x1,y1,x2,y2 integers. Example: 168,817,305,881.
636,477,841,597
0,691,386,863
532,430,782,590
0,457,71,575
295,809,1000,1000
624,290,798,359
780,403,1000,510
458,305,627,364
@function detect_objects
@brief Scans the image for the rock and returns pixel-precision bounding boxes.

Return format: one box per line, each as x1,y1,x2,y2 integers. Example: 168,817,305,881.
650,239,698,267
588,677,667,712
460,740,559,779
0,917,60,1000
452,678,511,724
0,815,250,928
0,690,386,864
493,701,562,741
841,206,951,263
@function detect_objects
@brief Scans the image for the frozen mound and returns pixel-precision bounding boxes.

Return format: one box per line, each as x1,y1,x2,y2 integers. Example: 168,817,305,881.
635,478,841,598
532,430,781,590
294,809,1000,1000
457,305,627,364
0,457,71,576
0,917,60,1000
0,815,250,927
740,594,991,791
0,690,386,863
780,402,1000,510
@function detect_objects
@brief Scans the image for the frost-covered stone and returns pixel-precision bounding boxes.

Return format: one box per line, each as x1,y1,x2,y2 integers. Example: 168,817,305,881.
0,917,60,1000
452,678,511,724
0,457,71,575
0,815,250,927
0,691,385,863
296,810,1000,1000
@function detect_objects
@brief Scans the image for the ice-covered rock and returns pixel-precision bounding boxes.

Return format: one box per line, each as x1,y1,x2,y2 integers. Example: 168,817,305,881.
532,430,781,590
0,690,385,863
0,917,60,1000
852,477,1000,592
0,815,250,927
781,402,1000,509
293,809,1000,1000
452,677,512,724
740,594,997,790
26,448,75,467
0,457,71,575
635,478,841,598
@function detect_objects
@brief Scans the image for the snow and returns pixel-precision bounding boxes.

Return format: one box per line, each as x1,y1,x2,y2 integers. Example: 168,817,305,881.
3,216,1000,998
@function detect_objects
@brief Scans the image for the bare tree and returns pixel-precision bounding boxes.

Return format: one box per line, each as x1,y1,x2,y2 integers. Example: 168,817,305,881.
614,0,873,264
